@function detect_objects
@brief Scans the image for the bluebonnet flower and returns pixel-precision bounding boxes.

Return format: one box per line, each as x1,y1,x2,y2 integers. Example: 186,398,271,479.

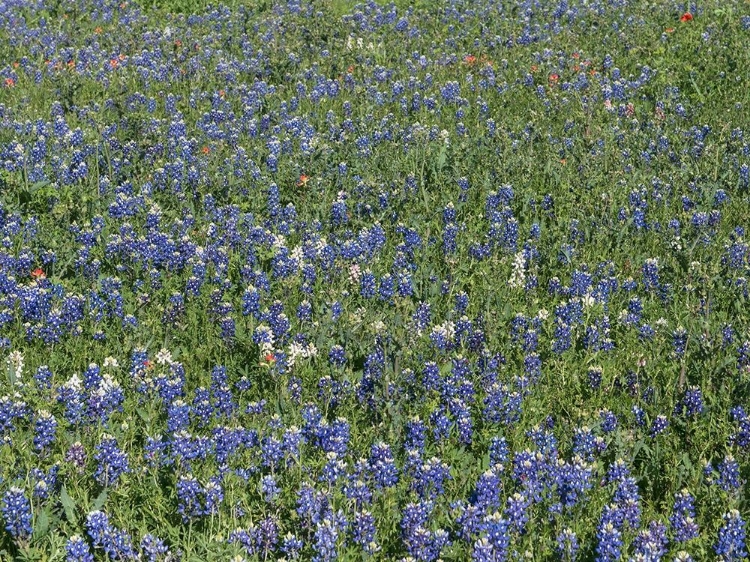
328,345,346,367
320,452,347,484
191,388,213,428
369,442,398,488
413,457,451,499
282,426,304,463
176,475,203,521
715,510,747,561
650,415,669,437
352,510,379,554
642,258,660,292
167,400,191,433
360,270,376,299
599,410,618,433
66,535,94,562
556,456,594,509
504,492,530,533
632,521,668,560
140,534,169,561
472,512,510,562
34,365,53,390
730,406,750,449
614,476,642,530
632,405,647,427
85,511,137,560
716,455,742,491
670,490,699,542
282,532,304,559
32,465,59,501
596,505,624,562
94,435,129,487
57,374,85,425
297,483,330,529
2,487,32,542
405,417,427,452
471,468,503,515
556,528,579,561
489,436,509,465
313,511,346,562
673,327,688,357
66,441,87,473
675,386,704,418
573,426,606,461
33,410,57,452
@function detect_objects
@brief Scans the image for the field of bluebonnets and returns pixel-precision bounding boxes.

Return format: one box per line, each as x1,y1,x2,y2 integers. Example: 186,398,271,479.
0,0,749,559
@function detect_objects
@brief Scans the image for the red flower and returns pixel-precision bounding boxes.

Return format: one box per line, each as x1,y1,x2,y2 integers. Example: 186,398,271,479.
31,268,45,279
296,174,310,187
680,12,693,22
264,353,276,363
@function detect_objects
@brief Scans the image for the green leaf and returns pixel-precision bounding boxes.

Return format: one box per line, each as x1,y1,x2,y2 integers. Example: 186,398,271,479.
437,145,447,172
92,489,108,511
29,180,51,192
60,486,76,524
136,407,151,424
33,509,49,540
6,361,16,387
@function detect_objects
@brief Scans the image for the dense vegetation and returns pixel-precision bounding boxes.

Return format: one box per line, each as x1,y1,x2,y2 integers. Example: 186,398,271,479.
0,0,748,559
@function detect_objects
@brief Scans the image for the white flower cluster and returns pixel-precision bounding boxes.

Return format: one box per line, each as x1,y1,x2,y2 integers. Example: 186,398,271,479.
6,351,24,382
287,341,318,368
155,348,173,365
508,251,526,289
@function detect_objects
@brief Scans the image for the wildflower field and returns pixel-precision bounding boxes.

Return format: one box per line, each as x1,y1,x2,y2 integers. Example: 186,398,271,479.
0,0,749,559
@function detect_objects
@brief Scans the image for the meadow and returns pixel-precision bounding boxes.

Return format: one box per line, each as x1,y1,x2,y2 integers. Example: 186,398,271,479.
0,0,749,560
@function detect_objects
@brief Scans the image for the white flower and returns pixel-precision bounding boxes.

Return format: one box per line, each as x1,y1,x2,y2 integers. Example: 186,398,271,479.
348,264,362,285
103,356,119,368
6,351,24,378
65,374,83,391
155,348,173,365
508,251,526,289
290,246,304,262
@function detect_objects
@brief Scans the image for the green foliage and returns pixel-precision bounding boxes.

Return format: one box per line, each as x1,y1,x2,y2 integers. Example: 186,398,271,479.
0,0,748,560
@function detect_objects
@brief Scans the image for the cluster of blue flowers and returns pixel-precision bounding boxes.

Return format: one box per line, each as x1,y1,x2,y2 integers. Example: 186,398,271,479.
0,0,747,559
